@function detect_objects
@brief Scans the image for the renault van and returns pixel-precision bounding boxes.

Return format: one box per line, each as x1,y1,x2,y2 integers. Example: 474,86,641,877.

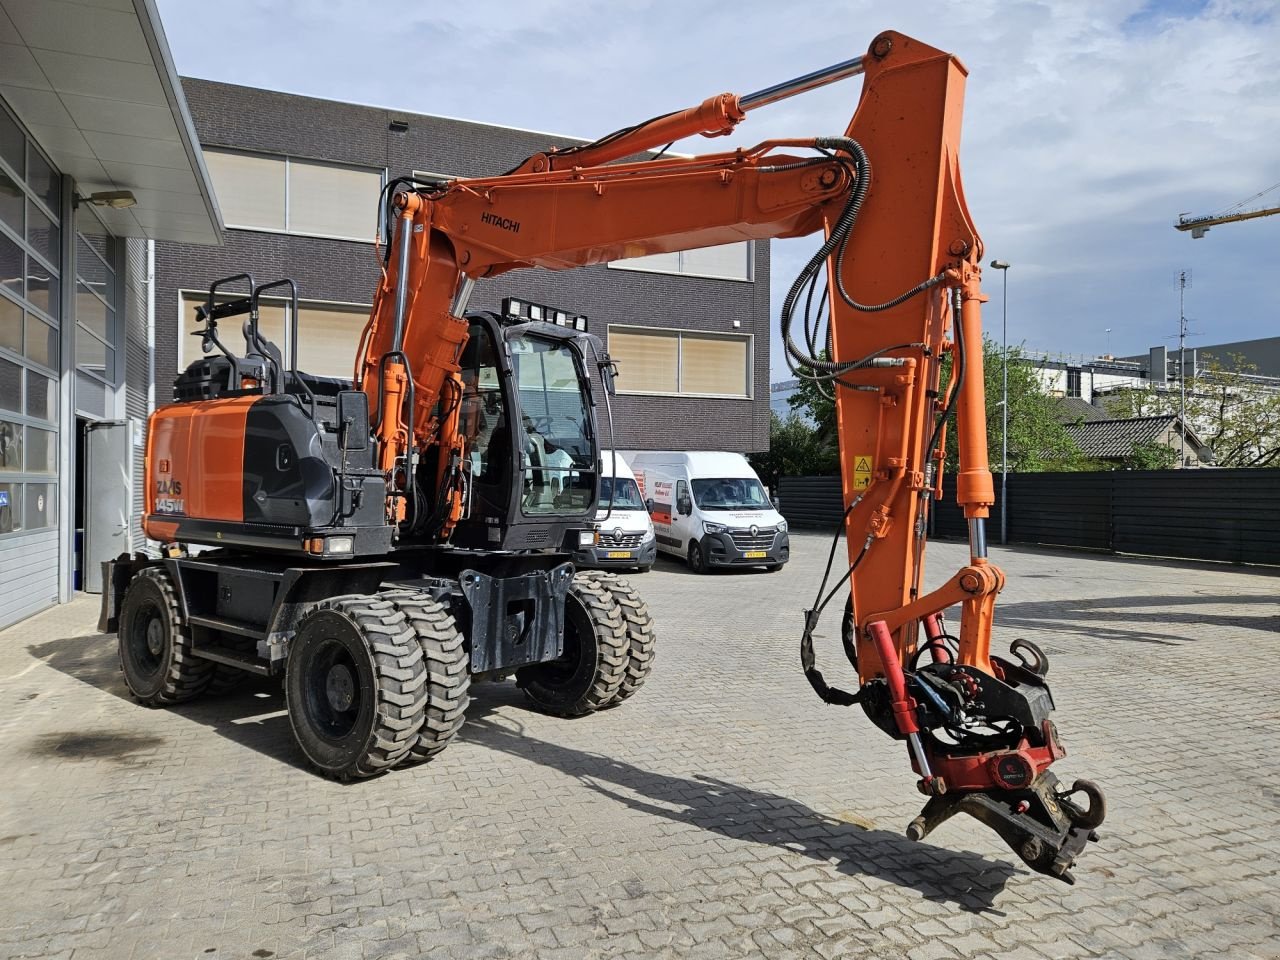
625,451,789,573
571,454,657,572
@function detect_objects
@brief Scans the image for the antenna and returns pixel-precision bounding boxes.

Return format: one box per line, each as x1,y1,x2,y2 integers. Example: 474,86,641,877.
1177,270,1191,467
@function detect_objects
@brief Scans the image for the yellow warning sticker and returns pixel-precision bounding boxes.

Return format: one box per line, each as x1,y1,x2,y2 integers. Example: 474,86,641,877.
853,454,874,489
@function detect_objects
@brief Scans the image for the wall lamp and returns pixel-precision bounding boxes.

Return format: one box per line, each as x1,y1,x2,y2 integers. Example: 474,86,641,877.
74,190,137,209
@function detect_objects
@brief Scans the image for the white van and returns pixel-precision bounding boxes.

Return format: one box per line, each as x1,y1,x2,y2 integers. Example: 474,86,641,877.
570,453,657,572
625,451,789,573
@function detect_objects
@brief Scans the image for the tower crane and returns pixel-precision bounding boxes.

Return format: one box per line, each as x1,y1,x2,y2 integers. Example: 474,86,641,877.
1176,181,1280,237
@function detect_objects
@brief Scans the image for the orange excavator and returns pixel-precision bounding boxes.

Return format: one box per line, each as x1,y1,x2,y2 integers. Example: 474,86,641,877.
101,30,1104,880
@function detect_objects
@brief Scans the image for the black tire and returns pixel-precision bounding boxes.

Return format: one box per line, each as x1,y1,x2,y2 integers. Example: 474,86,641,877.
206,634,256,696
117,566,211,706
636,565,653,574
285,596,427,780
687,540,708,574
517,573,627,716
382,592,471,764
764,563,784,572
206,664,246,696
582,572,656,707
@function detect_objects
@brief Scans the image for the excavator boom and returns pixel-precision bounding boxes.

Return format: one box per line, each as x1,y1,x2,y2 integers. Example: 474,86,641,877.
356,29,1105,881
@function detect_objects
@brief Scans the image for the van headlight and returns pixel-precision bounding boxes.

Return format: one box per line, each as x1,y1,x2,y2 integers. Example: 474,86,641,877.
578,530,596,547
778,519,787,533
641,527,655,543
703,521,727,535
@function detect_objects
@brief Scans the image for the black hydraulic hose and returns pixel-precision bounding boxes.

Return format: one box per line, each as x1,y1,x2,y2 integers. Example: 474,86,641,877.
779,138,945,379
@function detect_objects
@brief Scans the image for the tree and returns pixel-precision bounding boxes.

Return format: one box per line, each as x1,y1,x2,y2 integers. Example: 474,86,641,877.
775,339,1085,478
1119,441,1178,471
940,339,1084,472
749,412,839,491
1102,355,1280,467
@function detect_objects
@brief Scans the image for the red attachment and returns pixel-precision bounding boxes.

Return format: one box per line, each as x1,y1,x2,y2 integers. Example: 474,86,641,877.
868,620,919,736
925,721,1067,792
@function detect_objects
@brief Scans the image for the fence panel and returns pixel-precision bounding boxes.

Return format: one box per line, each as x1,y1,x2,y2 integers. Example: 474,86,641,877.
780,469,1280,565
1111,469,1280,565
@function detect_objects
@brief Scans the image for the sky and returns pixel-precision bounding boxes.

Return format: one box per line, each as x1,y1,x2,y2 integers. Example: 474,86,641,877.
154,0,1280,380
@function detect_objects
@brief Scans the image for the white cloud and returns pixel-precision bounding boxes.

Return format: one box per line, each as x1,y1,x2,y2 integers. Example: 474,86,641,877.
156,0,1280,377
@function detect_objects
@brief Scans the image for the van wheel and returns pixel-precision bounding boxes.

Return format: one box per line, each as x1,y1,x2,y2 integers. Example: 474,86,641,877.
687,540,709,574
764,563,784,573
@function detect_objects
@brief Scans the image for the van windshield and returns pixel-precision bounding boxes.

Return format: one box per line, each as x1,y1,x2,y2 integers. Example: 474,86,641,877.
692,477,772,511
598,477,645,511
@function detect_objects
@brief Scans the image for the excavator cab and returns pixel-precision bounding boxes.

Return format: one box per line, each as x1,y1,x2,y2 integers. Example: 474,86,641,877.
448,311,602,552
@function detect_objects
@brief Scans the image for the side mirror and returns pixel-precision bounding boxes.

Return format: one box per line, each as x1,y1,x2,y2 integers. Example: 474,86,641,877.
645,498,655,513
677,497,692,516
598,355,618,397
336,390,370,452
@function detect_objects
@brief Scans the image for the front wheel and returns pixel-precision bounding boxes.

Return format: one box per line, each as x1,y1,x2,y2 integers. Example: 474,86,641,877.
285,596,427,780
687,540,709,575
517,574,627,716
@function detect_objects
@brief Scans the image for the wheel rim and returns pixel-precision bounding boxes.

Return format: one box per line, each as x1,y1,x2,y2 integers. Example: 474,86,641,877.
125,600,165,680
690,543,703,571
303,638,362,740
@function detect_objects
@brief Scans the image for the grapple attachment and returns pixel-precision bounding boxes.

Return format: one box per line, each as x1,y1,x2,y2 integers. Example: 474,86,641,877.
907,774,1106,884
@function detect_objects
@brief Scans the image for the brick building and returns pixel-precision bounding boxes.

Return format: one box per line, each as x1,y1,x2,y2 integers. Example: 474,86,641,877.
154,79,774,455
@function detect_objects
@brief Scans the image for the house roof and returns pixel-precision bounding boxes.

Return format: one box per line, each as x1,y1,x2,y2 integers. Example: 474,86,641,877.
1064,415,1203,459
1053,396,1109,424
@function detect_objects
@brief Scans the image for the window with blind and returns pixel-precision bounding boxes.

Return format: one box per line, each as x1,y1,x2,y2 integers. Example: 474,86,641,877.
178,293,368,381
608,325,750,397
608,241,752,281
203,149,383,241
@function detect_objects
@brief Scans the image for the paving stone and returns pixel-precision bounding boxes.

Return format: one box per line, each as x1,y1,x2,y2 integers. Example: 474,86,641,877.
0,536,1277,959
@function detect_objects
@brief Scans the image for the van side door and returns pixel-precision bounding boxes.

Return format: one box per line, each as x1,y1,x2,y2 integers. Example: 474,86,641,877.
673,478,693,550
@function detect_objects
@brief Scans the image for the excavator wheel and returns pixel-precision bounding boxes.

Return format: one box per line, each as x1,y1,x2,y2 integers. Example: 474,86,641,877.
117,566,212,706
381,591,471,764
284,596,427,780
579,571,656,707
517,573,627,716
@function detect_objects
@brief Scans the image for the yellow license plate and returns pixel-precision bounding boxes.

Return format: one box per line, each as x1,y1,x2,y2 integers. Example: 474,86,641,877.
606,551,633,559
744,551,767,559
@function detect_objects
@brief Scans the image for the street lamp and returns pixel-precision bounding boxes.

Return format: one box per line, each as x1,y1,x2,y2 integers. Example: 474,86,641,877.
989,260,1011,545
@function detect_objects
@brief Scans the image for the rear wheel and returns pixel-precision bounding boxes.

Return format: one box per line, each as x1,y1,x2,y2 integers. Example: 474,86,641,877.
285,596,427,780
687,540,708,574
117,567,211,705
517,574,627,716
583,572,656,707
383,592,471,764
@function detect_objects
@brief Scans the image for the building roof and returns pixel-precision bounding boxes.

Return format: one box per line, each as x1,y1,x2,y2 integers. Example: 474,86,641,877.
1053,396,1109,424
1064,415,1202,459
0,0,222,243
1119,335,1280,379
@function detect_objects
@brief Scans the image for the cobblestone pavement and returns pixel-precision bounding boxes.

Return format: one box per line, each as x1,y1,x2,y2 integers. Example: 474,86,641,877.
1,534,1278,960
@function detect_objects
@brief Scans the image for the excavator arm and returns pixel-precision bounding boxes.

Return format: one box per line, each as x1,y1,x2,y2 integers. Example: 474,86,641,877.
357,29,1105,881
